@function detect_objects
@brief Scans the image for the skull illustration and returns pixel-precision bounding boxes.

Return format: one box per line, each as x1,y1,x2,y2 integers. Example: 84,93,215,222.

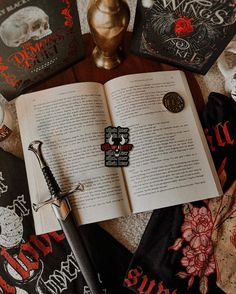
0,6,52,47
0,207,23,248
109,135,126,157
217,38,236,101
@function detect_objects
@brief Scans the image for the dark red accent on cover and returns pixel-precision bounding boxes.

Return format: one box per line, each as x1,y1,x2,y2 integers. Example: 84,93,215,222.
61,0,73,27
0,0,84,100
174,16,193,37
131,0,236,74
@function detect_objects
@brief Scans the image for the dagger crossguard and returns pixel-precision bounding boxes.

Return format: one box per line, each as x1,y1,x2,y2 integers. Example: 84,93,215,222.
28,140,84,218
32,182,84,212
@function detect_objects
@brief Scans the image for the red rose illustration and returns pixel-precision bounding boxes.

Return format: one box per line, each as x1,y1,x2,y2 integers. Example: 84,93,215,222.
175,16,193,37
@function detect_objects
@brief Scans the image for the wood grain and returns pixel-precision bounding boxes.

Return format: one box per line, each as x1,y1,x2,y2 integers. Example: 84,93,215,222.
31,32,204,112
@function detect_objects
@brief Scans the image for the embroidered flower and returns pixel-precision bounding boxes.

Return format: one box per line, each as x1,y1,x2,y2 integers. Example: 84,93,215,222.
170,204,215,293
181,206,213,248
181,245,215,277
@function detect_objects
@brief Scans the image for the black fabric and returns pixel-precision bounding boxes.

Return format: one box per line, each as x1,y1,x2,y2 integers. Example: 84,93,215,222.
124,92,236,294
0,148,132,293
202,92,236,189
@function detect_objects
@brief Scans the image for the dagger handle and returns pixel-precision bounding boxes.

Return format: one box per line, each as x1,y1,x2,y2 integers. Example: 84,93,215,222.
42,166,61,196
28,141,61,197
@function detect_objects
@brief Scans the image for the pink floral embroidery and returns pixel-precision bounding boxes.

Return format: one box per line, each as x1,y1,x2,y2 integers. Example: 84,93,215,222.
181,207,213,249
170,204,215,293
181,245,215,277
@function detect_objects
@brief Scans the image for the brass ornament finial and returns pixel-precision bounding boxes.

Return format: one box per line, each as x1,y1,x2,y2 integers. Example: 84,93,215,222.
87,0,130,70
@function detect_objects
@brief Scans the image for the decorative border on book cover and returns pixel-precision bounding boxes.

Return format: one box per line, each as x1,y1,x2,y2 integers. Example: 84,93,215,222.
131,0,236,74
0,0,85,101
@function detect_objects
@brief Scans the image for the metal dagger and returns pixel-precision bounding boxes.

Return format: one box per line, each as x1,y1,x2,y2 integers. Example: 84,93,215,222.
28,140,104,294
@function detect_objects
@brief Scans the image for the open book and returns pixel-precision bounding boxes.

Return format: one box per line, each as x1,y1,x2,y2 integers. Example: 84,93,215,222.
16,71,223,235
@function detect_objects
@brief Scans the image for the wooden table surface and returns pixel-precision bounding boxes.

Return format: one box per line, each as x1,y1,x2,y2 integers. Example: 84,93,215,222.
32,32,205,113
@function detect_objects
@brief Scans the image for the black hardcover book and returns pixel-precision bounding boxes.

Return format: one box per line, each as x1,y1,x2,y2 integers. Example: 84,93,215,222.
131,0,236,74
0,0,85,101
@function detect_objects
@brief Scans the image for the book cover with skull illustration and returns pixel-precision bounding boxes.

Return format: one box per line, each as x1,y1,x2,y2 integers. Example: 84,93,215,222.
0,148,132,293
0,0,85,101
131,0,236,74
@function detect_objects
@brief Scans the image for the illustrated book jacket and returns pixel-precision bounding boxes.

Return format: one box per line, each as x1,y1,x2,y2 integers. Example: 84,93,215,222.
0,148,132,294
0,0,85,101
131,0,236,74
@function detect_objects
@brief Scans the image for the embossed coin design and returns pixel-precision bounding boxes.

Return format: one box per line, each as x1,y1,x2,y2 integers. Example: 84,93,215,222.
163,92,185,113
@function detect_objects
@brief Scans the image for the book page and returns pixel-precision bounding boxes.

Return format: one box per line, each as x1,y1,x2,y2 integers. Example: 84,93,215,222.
16,83,130,235
105,71,222,213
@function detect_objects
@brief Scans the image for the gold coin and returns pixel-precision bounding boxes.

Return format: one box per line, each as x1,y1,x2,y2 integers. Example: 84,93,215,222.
163,92,185,113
